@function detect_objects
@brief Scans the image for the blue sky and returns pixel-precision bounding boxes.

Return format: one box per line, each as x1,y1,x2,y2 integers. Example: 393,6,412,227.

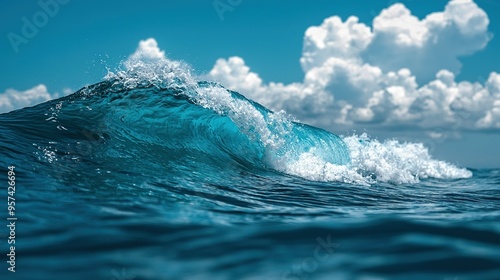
1,0,499,167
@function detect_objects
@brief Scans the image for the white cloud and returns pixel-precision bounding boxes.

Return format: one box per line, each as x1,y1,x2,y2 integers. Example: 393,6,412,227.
210,57,263,96
300,15,373,72
127,38,165,61
0,84,66,114
207,0,500,131
366,0,490,80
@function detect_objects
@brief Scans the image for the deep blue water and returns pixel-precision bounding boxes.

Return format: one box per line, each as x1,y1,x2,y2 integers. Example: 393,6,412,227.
1,58,499,280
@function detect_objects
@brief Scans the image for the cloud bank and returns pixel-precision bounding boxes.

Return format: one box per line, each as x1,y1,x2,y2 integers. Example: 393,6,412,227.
0,85,69,114
209,0,500,131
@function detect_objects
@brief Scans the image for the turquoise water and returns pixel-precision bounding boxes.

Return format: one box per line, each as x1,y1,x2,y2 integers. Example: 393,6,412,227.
1,58,499,280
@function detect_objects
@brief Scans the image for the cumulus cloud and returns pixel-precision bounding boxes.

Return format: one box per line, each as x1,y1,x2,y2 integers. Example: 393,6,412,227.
0,85,68,114
208,0,500,131
128,38,166,61
366,0,490,81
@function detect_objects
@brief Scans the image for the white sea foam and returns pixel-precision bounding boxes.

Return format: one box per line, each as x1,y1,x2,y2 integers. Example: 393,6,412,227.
343,133,473,183
105,38,197,90
280,150,367,184
281,133,472,184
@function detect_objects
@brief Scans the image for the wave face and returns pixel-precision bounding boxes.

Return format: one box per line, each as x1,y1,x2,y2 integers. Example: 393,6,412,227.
2,79,350,183
1,55,495,280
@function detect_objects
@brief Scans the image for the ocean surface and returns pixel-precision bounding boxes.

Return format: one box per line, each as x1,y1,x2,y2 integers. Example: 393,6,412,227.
1,55,499,280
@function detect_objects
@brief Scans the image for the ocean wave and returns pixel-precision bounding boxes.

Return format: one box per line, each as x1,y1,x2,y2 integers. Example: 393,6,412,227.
1,54,471,185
